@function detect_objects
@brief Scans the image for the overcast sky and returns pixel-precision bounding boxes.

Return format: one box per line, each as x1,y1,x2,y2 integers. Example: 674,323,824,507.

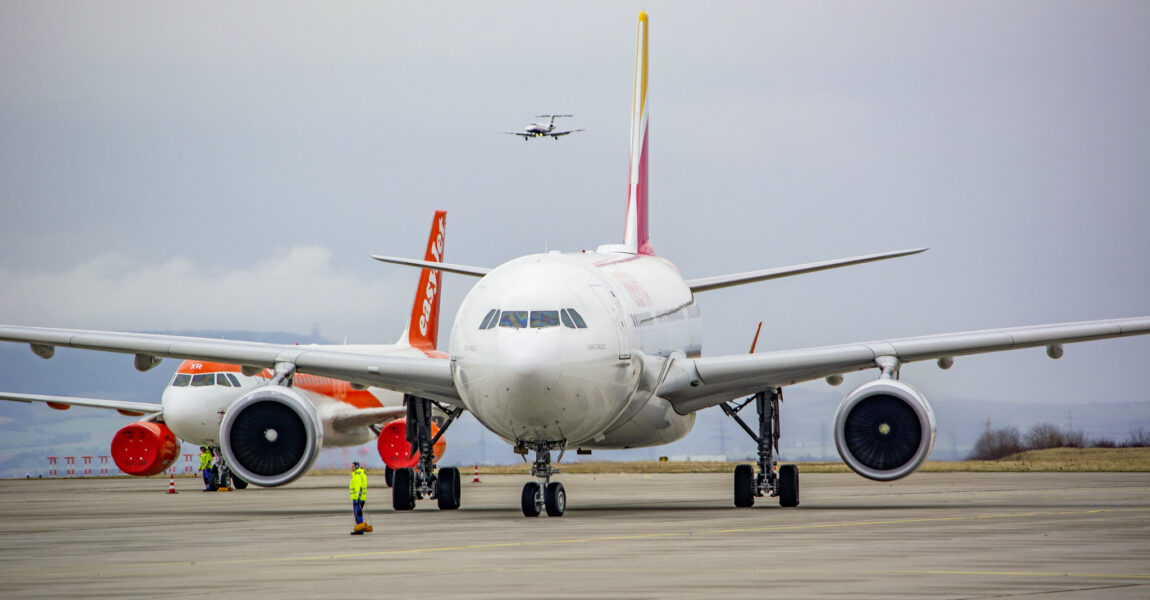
1,2,1148,414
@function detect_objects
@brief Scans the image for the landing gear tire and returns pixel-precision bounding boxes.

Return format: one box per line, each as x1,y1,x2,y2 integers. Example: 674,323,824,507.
733,464,755,508
544,481,566,517
207,466,220,491
231,475,248,490
384,466,395,488
521,482,543,517
436,467,461,510
778,464,800,507
393,468,416,511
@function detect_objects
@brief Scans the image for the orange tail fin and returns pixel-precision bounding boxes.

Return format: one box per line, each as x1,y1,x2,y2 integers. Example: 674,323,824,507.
406,210,447,351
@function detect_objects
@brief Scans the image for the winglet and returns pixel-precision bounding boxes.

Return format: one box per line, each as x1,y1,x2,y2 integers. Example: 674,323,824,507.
405,211,447,351
622,11,652,255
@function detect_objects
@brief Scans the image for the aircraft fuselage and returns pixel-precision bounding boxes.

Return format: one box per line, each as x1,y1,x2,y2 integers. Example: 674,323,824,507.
450,251,701,449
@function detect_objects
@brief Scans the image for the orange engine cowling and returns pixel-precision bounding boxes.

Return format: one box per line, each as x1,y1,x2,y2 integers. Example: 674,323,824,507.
111,422,181,477
377,419,446,469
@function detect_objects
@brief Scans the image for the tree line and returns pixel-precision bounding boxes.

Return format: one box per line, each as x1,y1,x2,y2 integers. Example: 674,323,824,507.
967,424,1150,460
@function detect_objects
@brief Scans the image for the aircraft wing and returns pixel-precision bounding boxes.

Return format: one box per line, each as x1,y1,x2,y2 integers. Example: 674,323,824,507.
330,406,408,433
0,391,160,417
659,316,1150,414
504,132,533,138
548,129,586,137
0,326,462,406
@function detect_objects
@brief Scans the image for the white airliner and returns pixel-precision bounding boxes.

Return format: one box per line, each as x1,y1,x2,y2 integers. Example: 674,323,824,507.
2,13,1149,517
504,114,585,140
0,211,451,493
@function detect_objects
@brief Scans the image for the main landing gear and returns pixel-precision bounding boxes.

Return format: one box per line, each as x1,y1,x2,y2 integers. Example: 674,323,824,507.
391,395,463,511
721,387,799,509
518,441,566,517
204,446,247,491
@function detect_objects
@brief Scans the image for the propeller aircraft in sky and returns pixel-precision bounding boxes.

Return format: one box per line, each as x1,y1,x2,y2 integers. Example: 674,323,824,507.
504,114,585,140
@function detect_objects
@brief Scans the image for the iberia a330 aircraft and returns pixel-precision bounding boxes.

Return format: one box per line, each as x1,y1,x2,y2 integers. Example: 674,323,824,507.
3,13,1149,517
0,211,451,492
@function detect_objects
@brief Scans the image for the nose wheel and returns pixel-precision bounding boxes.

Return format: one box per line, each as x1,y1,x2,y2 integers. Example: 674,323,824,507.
519,441,566,517
521,482,543,517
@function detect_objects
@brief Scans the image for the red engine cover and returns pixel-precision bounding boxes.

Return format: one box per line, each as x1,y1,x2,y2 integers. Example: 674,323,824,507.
377,419,446,469
111,422,181,477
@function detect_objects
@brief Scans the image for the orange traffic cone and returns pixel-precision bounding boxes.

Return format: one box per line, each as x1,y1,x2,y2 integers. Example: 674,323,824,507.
167,474,177,494
472,465,481,483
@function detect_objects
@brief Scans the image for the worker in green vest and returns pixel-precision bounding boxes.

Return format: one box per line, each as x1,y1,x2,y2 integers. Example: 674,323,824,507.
199,446,213,491
349,461,368,534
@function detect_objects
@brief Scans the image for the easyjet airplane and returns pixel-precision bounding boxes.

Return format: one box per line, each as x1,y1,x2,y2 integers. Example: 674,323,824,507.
0,211,450,492
2,13,1149,517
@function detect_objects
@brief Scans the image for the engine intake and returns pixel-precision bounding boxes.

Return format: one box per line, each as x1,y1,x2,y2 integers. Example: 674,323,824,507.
833,379,936,481
219,386,322,487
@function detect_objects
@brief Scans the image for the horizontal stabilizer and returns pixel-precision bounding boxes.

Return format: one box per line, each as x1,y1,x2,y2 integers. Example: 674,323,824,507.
685,248,927,293
371,255,490,278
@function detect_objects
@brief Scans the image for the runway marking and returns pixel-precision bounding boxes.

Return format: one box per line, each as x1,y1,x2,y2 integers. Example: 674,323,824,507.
186,506,1149,567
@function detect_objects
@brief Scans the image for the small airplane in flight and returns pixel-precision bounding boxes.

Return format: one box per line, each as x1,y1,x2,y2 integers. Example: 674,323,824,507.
2,12,1149,518
504,114,585,140
0,211,451,494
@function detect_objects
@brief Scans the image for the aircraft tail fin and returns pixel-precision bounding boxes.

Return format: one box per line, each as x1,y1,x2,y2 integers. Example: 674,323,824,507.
403,210,447,351
623,11,652,255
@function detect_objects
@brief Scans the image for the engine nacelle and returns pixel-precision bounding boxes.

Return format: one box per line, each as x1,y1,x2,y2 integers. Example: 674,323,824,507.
376,419,446,469
219,386,323,487
111,421,181,477
833,379,936,481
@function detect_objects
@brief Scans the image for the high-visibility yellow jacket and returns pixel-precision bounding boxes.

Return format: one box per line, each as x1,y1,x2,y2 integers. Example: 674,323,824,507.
199,451,212,470
349,468,367,501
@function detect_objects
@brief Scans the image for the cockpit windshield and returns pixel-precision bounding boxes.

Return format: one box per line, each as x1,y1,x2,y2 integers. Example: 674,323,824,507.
480,308,587,330
172,372,242,387
498,310,528,329
530,311,560,328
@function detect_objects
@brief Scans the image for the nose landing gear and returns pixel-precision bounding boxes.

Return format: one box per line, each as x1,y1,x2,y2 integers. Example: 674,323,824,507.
518,441,566,517
722,387,800,508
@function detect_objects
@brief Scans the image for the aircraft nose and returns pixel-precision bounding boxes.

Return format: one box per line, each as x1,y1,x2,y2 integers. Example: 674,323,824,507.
495,331,562,401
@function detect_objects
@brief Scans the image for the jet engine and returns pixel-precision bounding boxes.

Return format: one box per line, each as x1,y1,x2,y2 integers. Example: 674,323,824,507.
833,379,936,481
219,386,323,487
376,419,446,469
111,421,181,476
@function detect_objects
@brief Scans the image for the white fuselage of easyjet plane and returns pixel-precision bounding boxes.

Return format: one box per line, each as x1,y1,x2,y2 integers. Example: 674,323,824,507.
451,251,701,449
161,357,407,448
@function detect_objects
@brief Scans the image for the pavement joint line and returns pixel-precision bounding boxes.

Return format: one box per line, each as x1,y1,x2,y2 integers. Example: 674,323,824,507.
170,506,1148,568
907,570,1150,581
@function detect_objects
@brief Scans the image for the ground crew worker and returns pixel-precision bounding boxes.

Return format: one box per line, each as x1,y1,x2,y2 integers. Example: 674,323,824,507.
349,461,367,534
199,446,213,491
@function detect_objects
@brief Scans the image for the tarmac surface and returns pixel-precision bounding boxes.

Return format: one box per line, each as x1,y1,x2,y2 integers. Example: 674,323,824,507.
1,471,1148,599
